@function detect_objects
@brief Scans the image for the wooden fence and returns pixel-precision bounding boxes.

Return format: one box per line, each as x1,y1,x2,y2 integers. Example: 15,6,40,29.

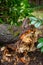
29,0,43,6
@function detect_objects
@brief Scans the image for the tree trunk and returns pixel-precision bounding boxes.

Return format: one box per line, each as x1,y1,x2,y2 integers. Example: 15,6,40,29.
0,24,21,44
0,19,43,44
0,18,30,44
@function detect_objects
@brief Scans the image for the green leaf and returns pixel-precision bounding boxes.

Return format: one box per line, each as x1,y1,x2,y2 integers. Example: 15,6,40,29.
41,47,43,52
29,17,37,21
37,43,43,48
35,22,41,28
31,20,36,24
11,21,13,25
38,38,43,43
0,18,3,23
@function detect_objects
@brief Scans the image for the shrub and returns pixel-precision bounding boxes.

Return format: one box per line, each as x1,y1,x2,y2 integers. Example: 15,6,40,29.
0,0,33,25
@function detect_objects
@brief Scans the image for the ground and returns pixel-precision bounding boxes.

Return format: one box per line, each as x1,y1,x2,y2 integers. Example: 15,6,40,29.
32,10,43,19
0,46,43,65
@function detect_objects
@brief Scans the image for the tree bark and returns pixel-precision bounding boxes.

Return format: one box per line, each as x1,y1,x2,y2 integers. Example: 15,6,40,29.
0,24,21,44
0,18,30,44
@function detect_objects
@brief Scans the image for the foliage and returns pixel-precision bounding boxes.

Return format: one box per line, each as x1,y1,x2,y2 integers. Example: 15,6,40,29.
29,16,43,53
0,0,33,25
29,16,43,28
37,38,43,52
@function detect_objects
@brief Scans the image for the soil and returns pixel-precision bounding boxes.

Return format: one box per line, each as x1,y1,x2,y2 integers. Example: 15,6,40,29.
0,46,43,65
28,51,43,65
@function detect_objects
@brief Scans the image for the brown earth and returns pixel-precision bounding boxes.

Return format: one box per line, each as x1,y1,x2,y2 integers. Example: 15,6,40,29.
0,46,43,65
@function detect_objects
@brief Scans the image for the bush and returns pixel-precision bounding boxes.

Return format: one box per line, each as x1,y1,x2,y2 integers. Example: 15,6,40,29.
0,0,33,25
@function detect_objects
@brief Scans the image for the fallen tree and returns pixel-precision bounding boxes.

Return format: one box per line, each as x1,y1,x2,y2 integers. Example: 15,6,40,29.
0,18,43,44
0,24,20,44
0,18,30,44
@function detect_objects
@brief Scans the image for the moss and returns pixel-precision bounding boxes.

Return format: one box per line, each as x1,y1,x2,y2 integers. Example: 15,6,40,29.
8,25,20,37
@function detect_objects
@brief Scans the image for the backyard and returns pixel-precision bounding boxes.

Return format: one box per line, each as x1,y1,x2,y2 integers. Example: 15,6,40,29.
0,0,43,65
